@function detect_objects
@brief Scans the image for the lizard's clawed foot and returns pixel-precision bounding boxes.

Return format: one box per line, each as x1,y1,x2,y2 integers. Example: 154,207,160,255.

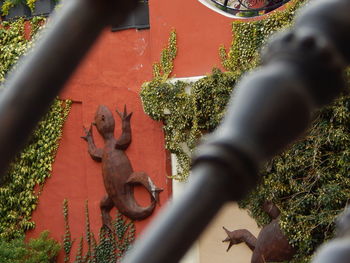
116,105,133,121
222,226,240,252
81,124,93,141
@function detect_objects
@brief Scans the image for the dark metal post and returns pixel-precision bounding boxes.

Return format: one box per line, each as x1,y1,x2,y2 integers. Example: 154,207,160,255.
0,0,137,177
124,152,256,263
312,207,350,262
123,0,350,262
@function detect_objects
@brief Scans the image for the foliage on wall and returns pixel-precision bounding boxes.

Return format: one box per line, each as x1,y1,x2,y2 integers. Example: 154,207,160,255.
0,16,45,82
1,0,59,16
0,18,27,82
63,199,73,263
141,1,302,181
239,92,350,262
0,98,71,240
0,230,61,262
141,0,350,261
0,17,71,241
63,200,135,263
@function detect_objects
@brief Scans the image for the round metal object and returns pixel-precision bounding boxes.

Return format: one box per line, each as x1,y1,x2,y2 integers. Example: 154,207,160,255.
209,0,291,16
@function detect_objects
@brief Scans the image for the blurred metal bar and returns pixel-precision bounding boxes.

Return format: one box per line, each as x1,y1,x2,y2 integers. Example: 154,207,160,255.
124,163,232,263
123,0,349,262
0,0,137,177
312,207,350,262
124,152,256,263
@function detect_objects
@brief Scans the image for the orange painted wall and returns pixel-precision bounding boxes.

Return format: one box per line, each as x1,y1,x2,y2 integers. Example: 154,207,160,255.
27,0,238,261
149,0,233,76
27,27,171,261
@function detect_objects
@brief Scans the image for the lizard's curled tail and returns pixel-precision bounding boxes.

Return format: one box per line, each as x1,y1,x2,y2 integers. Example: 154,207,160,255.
119,172,163,221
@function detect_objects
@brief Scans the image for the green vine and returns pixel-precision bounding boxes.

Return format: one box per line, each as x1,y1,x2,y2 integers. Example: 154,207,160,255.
1,0,15,16
142,30,237,180
63,199,74,263
0,16,45,83
0,98,71,240
64,200,135,263
219,0,303,73
141,2,301,180
83,200,92,262
152,29,177,80
141,0,350,261
0,18,27,83
114,212,135,259
26,0,37,12
74,237,84,263
239,92,350,262
0,17,72,240
1,0,60,16
95,226,116,263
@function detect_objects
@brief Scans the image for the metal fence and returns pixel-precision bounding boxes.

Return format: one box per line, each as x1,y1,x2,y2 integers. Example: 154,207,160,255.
0,0,350,262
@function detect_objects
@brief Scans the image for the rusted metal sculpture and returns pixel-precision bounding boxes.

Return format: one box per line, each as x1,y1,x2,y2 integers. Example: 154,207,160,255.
81,105,163,227
223,201,295,263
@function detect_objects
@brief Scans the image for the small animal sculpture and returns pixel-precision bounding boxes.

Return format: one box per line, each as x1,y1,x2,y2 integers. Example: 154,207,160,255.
81,105,163,228
223,201,295,263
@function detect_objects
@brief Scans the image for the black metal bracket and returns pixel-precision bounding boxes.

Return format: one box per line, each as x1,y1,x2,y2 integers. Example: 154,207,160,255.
111,0,150,31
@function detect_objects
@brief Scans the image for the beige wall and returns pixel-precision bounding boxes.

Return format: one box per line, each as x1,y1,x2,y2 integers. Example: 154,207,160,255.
198,202,260,263
172,168,261,263
170,105,261,263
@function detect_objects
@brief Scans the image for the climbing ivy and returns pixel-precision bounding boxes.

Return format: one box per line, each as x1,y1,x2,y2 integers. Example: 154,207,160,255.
239,92,350,262
141,0,350,261
63,199,73,263
0,98,71,239
63,200,135,263
0,18,27,82
0,16,46,83
219,0,303,73
141,0,302,180
0,17,72,240
1,0,59,16
142,68,239,180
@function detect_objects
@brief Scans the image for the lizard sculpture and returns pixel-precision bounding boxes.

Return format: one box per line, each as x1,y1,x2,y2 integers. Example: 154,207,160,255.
81,105,163,228
223,201,295,263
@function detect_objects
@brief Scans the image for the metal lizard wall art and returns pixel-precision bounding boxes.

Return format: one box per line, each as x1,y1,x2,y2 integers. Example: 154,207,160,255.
81,105,163,228
223,201,295,263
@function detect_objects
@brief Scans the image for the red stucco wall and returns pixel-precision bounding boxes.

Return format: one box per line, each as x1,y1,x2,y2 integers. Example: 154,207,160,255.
27,0,239,261
28,27,171,259
149,0,233,76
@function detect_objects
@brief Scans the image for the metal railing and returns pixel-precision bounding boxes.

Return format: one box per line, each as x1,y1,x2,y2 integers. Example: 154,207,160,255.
0,0,349,262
